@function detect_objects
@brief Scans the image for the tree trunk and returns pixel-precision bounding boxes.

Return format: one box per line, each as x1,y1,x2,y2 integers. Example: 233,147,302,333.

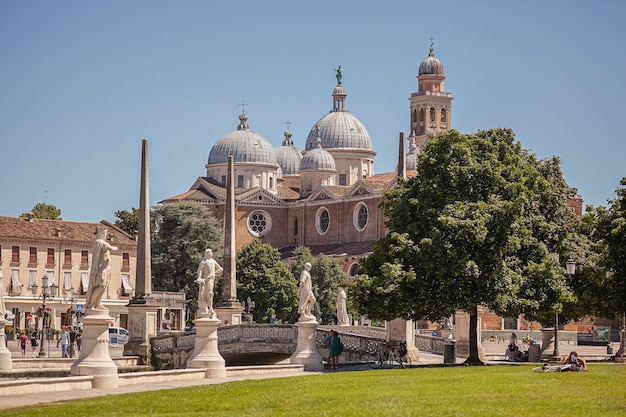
463,305,484,366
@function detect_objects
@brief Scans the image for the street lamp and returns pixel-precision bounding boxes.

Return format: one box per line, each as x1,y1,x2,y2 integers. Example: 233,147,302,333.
553,259,576,360
31,275,58,358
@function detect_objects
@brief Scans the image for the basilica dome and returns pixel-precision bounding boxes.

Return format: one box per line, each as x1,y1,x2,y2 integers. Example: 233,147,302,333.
300,138,336,171
419,45,444,76
305,82,372,151
275,129,303,176
207,113,278,166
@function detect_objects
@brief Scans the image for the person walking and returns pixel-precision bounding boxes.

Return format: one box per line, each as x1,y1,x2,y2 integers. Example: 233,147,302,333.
30,330,39,357
329,330,342,370
59,326,69,358
68,327,77,358
18,331,28,357
75,329,83,357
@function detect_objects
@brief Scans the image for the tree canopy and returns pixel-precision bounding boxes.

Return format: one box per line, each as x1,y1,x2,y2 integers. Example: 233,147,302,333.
151,202,223,314
291,246,348,325
235,239,298,323
351,128,574,364
21,202,62,220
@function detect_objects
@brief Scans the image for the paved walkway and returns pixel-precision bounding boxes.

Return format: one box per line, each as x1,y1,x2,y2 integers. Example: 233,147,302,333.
0,338,620,411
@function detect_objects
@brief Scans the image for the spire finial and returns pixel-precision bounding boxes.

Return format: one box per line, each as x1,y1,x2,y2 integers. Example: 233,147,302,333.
429,36,435,56
239,99,247,114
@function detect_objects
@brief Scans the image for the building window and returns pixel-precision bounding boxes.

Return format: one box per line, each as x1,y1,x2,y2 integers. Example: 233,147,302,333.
221,175,226,187
430,107,436,122
441,108,447,123
29,247,37,264
269,176,273,189
81,250,89,267
11,246,20,263
238,175,244,188
246,210,272,237
349,263,361,277
353,203,368,231
121,274,133,296
64,249,72,266
63,271,73,292
412,109,417,123
28,270,37,289
9,269,22,294
316,207,330,235
339,174,347,186
294,218,298,235
122,252,130,270
46,248,55,265
80,272,89,294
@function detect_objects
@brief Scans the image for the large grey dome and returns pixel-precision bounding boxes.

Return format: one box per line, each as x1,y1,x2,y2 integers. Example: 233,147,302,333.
419,45,444,76
300,138,336,171
305,77,372,151
208,113,278,166
275,129,303,175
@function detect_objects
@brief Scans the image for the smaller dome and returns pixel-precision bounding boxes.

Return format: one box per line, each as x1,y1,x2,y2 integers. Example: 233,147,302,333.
419,44,444,76
276,129,303,175
300,137,336,171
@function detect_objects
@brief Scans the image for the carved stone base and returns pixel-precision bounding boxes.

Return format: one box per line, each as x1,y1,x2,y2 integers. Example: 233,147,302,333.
123,299,160,364
0,319,12,370
214,301,244,326
290,320,323,371
70,314,119,388
186,317,225,378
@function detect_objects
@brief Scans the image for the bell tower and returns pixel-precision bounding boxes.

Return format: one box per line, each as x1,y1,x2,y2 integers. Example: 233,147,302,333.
408,40,453,149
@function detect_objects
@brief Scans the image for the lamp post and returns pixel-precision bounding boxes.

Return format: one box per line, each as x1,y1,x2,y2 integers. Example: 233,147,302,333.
553,259,576,360
31,275,58,358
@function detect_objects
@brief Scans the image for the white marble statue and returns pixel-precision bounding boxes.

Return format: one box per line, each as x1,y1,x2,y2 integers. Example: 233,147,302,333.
85,228,118,312
195,249,223,318
298,262,316,321
336,287,349,326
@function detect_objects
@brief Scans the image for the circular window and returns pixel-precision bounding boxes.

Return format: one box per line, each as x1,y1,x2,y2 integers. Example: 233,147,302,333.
246,210,272,237
353,203,368,231
315,207,330,235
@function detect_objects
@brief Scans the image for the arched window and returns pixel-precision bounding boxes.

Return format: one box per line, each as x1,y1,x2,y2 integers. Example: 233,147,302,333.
412,109,417,123
349,263,361,277
441,108,447,123
316,207,330,235
294,218,298,235
430,107,436,122
353,203,368,231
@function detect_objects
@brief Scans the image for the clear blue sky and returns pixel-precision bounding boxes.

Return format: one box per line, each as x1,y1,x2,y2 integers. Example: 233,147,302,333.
1,1,624,222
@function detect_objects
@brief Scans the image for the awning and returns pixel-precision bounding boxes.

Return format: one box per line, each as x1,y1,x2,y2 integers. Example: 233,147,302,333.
10,269,22,293
121,274,134,291
63,272,72,290
80,272,89,292
28,270,37,288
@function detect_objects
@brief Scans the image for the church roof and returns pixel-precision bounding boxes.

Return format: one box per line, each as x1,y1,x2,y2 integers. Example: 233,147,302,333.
419,43,444,76
300,137,336,171
207,113,279,167
275,129,303,175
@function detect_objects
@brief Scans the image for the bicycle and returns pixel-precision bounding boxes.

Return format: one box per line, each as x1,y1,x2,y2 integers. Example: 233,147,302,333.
531,361,587,373
367,341,411,369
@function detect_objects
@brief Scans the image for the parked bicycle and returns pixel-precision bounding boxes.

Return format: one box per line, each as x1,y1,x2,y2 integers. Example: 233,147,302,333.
367,341,411,369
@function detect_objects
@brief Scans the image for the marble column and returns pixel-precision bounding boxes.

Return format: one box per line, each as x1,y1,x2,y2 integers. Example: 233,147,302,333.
0,319,12,370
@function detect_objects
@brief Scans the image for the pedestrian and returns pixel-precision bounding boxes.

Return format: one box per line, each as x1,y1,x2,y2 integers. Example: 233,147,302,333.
329,330,342,370
30,330,39,357
68,327,77,358
18,331,28,357
59,326,69,358
76,329,83,356
324,332,332,365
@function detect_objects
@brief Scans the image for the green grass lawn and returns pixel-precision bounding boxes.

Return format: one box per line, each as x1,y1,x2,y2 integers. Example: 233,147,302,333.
3,364,626,417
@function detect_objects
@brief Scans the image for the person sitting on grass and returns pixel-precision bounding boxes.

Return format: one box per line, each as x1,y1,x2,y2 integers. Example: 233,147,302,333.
560,351,587,371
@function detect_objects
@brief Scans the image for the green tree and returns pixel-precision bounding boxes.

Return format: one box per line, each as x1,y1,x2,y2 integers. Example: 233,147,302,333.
21,202,62,220
291,246,348,325
114,207,156,235
235,239,298,323
351,129,573,365
595,178,626,354
151,202,223,315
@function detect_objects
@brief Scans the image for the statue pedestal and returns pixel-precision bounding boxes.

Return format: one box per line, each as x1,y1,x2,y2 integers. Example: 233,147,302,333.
215,300,244,326
386,318,420,362
123,297,160,364
290,320,323,371
0,319,12,370
70,313,119,388
186,316,225,378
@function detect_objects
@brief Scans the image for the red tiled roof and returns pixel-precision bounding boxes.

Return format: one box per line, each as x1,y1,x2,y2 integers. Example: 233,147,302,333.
0,216,136,246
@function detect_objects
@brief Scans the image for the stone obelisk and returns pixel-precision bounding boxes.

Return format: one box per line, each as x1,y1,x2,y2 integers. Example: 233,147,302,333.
124,138,159,363
397,131,406,179
214,155,243,325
